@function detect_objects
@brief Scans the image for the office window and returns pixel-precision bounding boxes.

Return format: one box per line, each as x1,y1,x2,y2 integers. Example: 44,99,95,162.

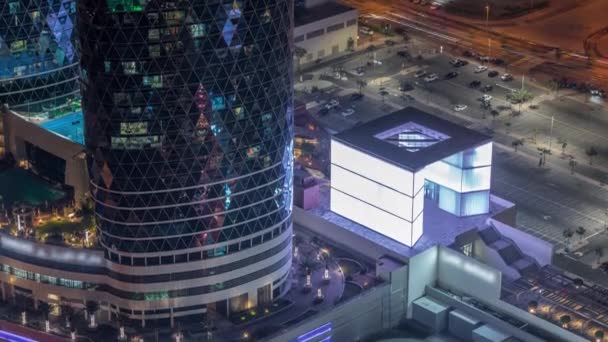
294,35,304,43
327,23,345,33
346,19,357,26
189,24,206,38
306,29,324,39
122,61,138,74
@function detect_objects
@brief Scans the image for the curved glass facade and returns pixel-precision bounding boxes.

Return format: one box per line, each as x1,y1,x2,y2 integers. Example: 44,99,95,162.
0,0,80,115
79,0,293,309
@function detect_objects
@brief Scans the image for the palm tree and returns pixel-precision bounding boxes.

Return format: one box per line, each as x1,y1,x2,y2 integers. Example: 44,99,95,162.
346,37,355,51
38,301,51,332
595,248,604,266
86,300,99,328
294,46,307,71
512,139,523,152
576,226,586,242
586,146,598,165
563,229,574,250
508,88,534,114
595,330,605,342
559,314,571,328
356,79,367,95
61,305,73,328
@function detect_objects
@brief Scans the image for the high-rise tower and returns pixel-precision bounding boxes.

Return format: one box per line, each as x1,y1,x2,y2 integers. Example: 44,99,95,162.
78,0,293,318
0,0,79,114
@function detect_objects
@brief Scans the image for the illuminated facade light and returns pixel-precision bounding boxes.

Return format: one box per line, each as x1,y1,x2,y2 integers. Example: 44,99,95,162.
330,109,492,247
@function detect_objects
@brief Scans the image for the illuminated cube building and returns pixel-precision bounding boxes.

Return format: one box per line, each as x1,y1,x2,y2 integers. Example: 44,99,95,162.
331,108,492,247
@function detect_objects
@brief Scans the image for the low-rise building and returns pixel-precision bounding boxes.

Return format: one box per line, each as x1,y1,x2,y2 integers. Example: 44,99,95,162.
294,0,358,66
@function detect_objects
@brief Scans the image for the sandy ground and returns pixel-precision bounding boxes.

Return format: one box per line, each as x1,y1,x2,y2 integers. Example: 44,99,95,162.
493,0,608,52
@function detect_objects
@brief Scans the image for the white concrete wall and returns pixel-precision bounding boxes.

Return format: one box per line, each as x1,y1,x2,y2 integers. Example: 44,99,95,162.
294,9,358,64
437,247,502,302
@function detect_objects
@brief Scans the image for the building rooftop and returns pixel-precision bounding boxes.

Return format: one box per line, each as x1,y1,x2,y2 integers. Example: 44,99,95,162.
295,2,356,27
332,107,491,172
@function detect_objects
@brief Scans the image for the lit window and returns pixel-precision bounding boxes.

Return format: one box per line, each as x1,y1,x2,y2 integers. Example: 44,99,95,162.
148,29,160,41
104,61,111,73
189,24,206,38
143,75,162,88
211,96,225,110
120,122,148,135
122,61,138,75
149,45,161,57
247,145,261,159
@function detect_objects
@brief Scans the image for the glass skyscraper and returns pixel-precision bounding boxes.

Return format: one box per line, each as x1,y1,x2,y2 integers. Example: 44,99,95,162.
78,0,293,318
0,0,79,115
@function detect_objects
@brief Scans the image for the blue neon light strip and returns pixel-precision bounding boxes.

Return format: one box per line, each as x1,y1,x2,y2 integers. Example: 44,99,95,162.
319,337,332,342
0,330,38,342
297,322,332,342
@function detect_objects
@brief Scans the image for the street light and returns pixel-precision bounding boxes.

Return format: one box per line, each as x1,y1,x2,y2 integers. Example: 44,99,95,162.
485,4,491,58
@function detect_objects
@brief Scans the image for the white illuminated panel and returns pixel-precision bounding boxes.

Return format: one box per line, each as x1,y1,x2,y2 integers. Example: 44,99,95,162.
425,160,463,192
331,164,414,221
411,213,423,246
413,170,425,195
413,189,424,219
331,188,413,246
331,140,414,195
461,166,491,192
463,142,492,168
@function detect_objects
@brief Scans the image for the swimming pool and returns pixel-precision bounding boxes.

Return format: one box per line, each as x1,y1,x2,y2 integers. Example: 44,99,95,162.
40,112,84,145
0,168,66,207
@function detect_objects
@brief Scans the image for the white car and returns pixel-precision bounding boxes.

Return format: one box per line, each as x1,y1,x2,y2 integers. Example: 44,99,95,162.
325,99,339,110
501,73,513,81
414,69,427,78
359,26,373,36
454,104,468,111
424,73,438,82
341,108,355,117
474,65,488,73
482,94,493,102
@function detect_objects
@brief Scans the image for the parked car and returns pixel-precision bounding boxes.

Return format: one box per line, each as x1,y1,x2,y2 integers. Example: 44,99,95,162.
342,108,355,117
469,80,481,88
445,71,459,79
481,94,493,102
414,69,427,78
481,85,493,92
351,67,365,76
318,107,329,116
397,50,410,58
454,104,468,111
325,99,339,110
430,3,441,10
399,82,414,91
501,73,513,81
424,73,438,82
491,58,505,66
463,50,475,58
385,39,396,46
403,94,416,102
488,70,499,78
359,26,373,36
474,65,488,73
449,58,461,66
